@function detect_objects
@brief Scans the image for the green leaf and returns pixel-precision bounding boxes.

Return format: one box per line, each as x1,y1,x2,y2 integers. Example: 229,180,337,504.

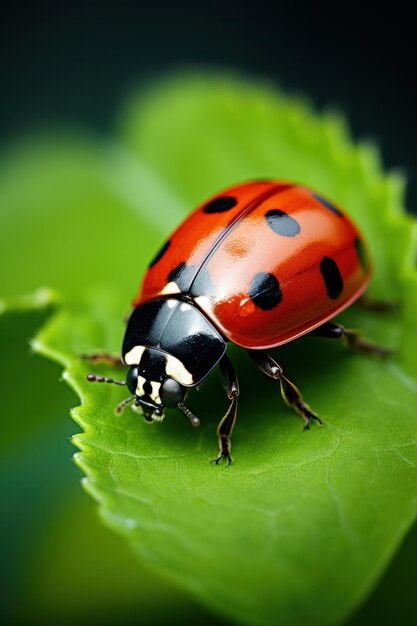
347,519,417,626
4,75,417,626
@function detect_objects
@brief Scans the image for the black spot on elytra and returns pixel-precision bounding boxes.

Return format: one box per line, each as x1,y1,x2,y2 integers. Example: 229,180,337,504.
265,209,301,237
313,193,343,217
249,272,282,310
168,262,196,292
203,196,237,214
320,257,343,299
355,237,369,271
149,240,171,268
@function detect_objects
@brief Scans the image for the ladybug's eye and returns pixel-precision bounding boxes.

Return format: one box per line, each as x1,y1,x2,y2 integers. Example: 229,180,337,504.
126,366,139,394
160,378,185,408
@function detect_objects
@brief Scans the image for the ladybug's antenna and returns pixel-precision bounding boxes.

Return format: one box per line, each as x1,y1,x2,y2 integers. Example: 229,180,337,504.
115,396,135,415
178,402,200,427
86,374,126,386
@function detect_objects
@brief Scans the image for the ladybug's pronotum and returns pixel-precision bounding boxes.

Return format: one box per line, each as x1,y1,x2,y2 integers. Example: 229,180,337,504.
86,181,390,464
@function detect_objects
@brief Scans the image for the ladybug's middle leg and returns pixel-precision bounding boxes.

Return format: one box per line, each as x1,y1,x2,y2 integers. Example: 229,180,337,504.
309,321,392,357
211,355,239,467
248,350,323,430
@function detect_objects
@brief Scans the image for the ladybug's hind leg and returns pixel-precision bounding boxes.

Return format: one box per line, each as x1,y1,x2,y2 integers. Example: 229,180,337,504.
309,321,392,357
358,295,400,313
211,355,239,467
248,350,323,430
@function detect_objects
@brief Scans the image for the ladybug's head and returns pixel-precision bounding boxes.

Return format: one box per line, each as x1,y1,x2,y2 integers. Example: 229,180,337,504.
126,362,186,422
120,345,203,425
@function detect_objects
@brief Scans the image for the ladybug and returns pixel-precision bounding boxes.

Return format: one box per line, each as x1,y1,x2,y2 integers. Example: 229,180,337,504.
87,180,389,465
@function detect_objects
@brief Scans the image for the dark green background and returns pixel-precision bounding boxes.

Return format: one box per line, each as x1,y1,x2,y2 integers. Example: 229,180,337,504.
1,2,416,625
1,1,416,212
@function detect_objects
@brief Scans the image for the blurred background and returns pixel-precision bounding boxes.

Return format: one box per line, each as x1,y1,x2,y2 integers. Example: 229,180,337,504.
1,2,416,625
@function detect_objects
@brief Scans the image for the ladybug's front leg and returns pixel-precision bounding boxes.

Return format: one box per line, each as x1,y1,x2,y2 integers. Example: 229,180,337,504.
211,355,239,467
80,353,123,367
248,350,323,430
309,321,392,357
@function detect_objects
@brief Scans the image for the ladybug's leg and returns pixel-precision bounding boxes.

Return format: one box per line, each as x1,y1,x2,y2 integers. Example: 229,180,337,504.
358,295,400,313
211,355,239,467
80,353,123,367
309,321,392,357
248,350,322,430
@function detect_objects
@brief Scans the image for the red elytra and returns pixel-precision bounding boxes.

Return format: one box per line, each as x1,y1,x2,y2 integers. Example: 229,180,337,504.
134,181,371,349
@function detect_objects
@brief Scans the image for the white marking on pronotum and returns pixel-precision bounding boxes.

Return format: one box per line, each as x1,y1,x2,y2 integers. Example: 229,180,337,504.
136,375,146,396
161,282,181,296
180,302,191,312
150,381,162,404
165,354,193,385
125,345,145,365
